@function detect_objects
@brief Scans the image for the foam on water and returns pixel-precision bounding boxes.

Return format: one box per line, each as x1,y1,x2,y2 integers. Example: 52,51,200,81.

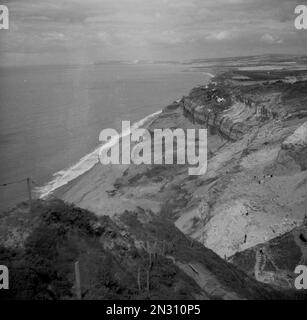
36,109,162,199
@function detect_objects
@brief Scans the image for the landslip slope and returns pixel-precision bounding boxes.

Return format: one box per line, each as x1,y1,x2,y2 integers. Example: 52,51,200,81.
54,62,307,292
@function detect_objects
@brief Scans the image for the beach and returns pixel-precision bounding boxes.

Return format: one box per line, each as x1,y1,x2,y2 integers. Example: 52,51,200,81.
0,63,207,211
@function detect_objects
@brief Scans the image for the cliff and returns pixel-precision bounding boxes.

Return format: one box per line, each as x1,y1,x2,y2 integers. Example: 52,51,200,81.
2,57,307,299
52,61,307,294
172,66,307,289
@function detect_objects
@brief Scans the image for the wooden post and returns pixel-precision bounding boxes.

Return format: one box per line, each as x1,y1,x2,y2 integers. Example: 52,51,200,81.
153,241,157,261
137,267,141,292
74,261,82,300
26,178,32,213
147,241,152,267
146,269,150,292
190,238,194,248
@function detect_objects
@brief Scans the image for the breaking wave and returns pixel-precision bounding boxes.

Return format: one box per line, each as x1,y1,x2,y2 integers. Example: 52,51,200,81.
36,109,162,199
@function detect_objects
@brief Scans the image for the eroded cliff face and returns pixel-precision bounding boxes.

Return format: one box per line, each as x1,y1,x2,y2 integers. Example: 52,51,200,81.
56,65,307,292
181,84,254,141
180,73,304,143
175,71,307,262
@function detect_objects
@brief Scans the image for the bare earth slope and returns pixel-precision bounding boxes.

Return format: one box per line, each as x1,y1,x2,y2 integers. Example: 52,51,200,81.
52,59,307,292
230,220,307,289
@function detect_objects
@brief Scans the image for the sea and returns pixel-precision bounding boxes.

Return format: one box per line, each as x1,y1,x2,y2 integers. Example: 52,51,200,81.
0,62,209,211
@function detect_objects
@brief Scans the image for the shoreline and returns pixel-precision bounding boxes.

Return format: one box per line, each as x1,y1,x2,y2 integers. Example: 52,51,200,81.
0,62,208,213
36,72,214,201
51,95,219,218
35,74,214,201
36,109,163,200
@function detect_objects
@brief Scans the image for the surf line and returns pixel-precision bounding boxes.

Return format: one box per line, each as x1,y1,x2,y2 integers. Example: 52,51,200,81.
36,110,162,199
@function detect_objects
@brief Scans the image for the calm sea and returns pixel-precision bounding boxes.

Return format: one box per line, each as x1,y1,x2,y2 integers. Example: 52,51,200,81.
0,63,207,211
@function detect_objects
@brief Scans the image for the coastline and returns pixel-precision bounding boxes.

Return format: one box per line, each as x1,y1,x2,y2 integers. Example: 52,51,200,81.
35,72,214,201
36,109,163,200
2,58,307,299
52,63,307,261
0,62,207,212
51,92,221,219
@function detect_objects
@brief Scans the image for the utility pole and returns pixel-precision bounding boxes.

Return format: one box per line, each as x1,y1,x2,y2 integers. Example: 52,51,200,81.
26,177,32,213
75,261,82,300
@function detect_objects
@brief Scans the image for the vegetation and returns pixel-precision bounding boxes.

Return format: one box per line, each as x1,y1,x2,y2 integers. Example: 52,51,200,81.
0,200,202,300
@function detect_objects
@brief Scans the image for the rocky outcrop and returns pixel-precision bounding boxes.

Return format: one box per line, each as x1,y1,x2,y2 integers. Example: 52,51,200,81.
173,71,307,260
280,122,307,170
180,83,271,141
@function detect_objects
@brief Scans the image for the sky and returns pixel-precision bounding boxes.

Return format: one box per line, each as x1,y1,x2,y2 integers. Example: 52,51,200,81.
0,0,306,66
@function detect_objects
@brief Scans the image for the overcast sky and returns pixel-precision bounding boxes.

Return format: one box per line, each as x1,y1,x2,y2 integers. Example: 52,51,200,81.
0,0,306,66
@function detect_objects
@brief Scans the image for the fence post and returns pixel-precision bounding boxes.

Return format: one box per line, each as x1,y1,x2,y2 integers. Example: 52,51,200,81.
74,261,82,300
147,241,152,267
146,269,150,293
137,267,141,292
153,241,157,261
